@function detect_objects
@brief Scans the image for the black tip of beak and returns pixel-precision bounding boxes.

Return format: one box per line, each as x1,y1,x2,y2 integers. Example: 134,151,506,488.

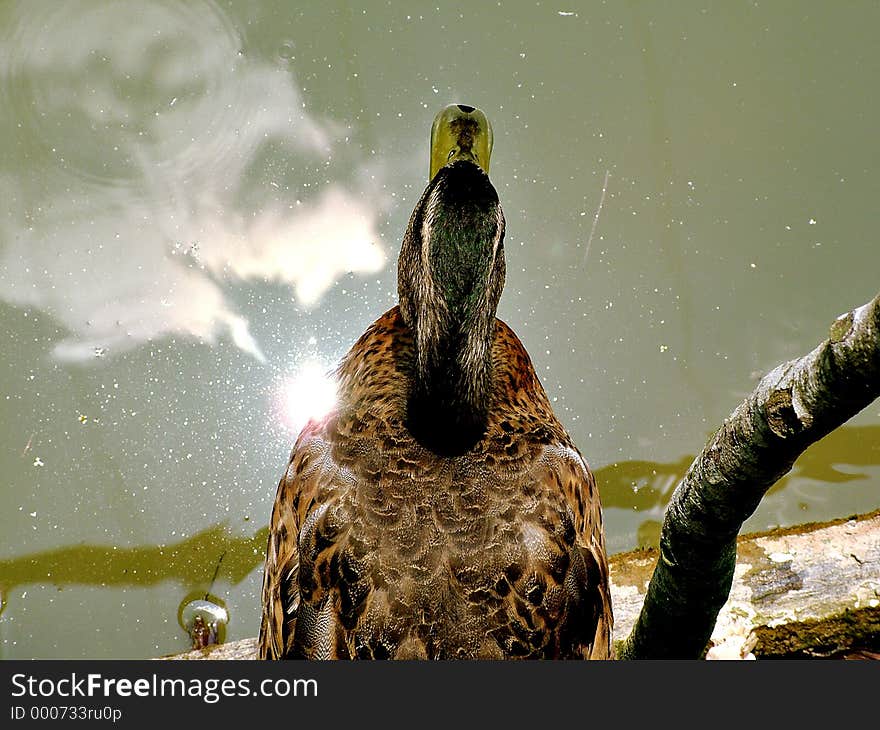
456,104,475,113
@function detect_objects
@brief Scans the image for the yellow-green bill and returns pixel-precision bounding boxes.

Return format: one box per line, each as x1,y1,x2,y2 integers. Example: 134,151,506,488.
429,104,493,181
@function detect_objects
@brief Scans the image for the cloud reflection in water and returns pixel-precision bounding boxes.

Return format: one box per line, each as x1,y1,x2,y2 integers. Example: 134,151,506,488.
0,0,386,363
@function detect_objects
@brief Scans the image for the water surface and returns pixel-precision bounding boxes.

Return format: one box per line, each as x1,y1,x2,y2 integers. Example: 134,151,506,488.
1,0,878,658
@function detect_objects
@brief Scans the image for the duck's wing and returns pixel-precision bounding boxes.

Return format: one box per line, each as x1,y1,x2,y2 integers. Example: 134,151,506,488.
535,443,613,659
258,425,333,659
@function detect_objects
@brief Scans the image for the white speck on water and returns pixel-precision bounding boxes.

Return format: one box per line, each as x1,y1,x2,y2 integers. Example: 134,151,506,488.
29,511,37,518
558,10,576,16
169,97,177,106
808,218,817,225
749,263,756,269
785,225,791,230
33,457,44,467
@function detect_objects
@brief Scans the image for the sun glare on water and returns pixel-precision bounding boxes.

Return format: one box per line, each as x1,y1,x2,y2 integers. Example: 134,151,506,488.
281,361,338,434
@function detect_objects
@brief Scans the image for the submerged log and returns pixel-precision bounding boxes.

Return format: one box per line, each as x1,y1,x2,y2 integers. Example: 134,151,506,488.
164,509,880,660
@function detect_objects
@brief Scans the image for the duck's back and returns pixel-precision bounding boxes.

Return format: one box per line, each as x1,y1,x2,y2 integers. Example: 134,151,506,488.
259,306,611,659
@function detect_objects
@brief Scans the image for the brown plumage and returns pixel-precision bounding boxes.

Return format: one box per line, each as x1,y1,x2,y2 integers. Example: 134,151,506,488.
259,106,611,660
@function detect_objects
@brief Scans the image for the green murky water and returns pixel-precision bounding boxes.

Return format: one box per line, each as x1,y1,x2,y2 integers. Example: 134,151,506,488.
1,1,878,658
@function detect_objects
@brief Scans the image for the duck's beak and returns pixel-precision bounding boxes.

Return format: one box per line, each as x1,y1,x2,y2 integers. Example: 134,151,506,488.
429,104,493,181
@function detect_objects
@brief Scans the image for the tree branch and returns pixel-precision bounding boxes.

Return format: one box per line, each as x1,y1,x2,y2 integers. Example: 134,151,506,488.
619,291,880,659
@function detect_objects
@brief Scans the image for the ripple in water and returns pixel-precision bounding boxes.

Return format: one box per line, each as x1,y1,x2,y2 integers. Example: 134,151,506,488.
0,0,330,189
0,0,386,363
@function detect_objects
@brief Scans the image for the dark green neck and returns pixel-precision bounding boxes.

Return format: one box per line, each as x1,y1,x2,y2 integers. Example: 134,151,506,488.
398,161,506,455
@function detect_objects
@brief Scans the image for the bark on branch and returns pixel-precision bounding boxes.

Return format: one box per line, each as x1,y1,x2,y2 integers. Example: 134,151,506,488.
619,291,880,659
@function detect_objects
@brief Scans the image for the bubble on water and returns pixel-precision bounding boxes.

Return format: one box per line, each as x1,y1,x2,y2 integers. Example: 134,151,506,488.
278,40,296,61
179,598,228,649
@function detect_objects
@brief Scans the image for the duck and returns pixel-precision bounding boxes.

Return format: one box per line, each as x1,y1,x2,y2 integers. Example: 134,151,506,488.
259,104,611,659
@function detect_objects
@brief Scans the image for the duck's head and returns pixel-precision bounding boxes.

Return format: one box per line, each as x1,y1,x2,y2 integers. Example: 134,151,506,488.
399,104,505,343
398,104,506,453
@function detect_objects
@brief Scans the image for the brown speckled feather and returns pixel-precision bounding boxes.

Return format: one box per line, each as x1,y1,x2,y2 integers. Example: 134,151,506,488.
259,306,611,659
